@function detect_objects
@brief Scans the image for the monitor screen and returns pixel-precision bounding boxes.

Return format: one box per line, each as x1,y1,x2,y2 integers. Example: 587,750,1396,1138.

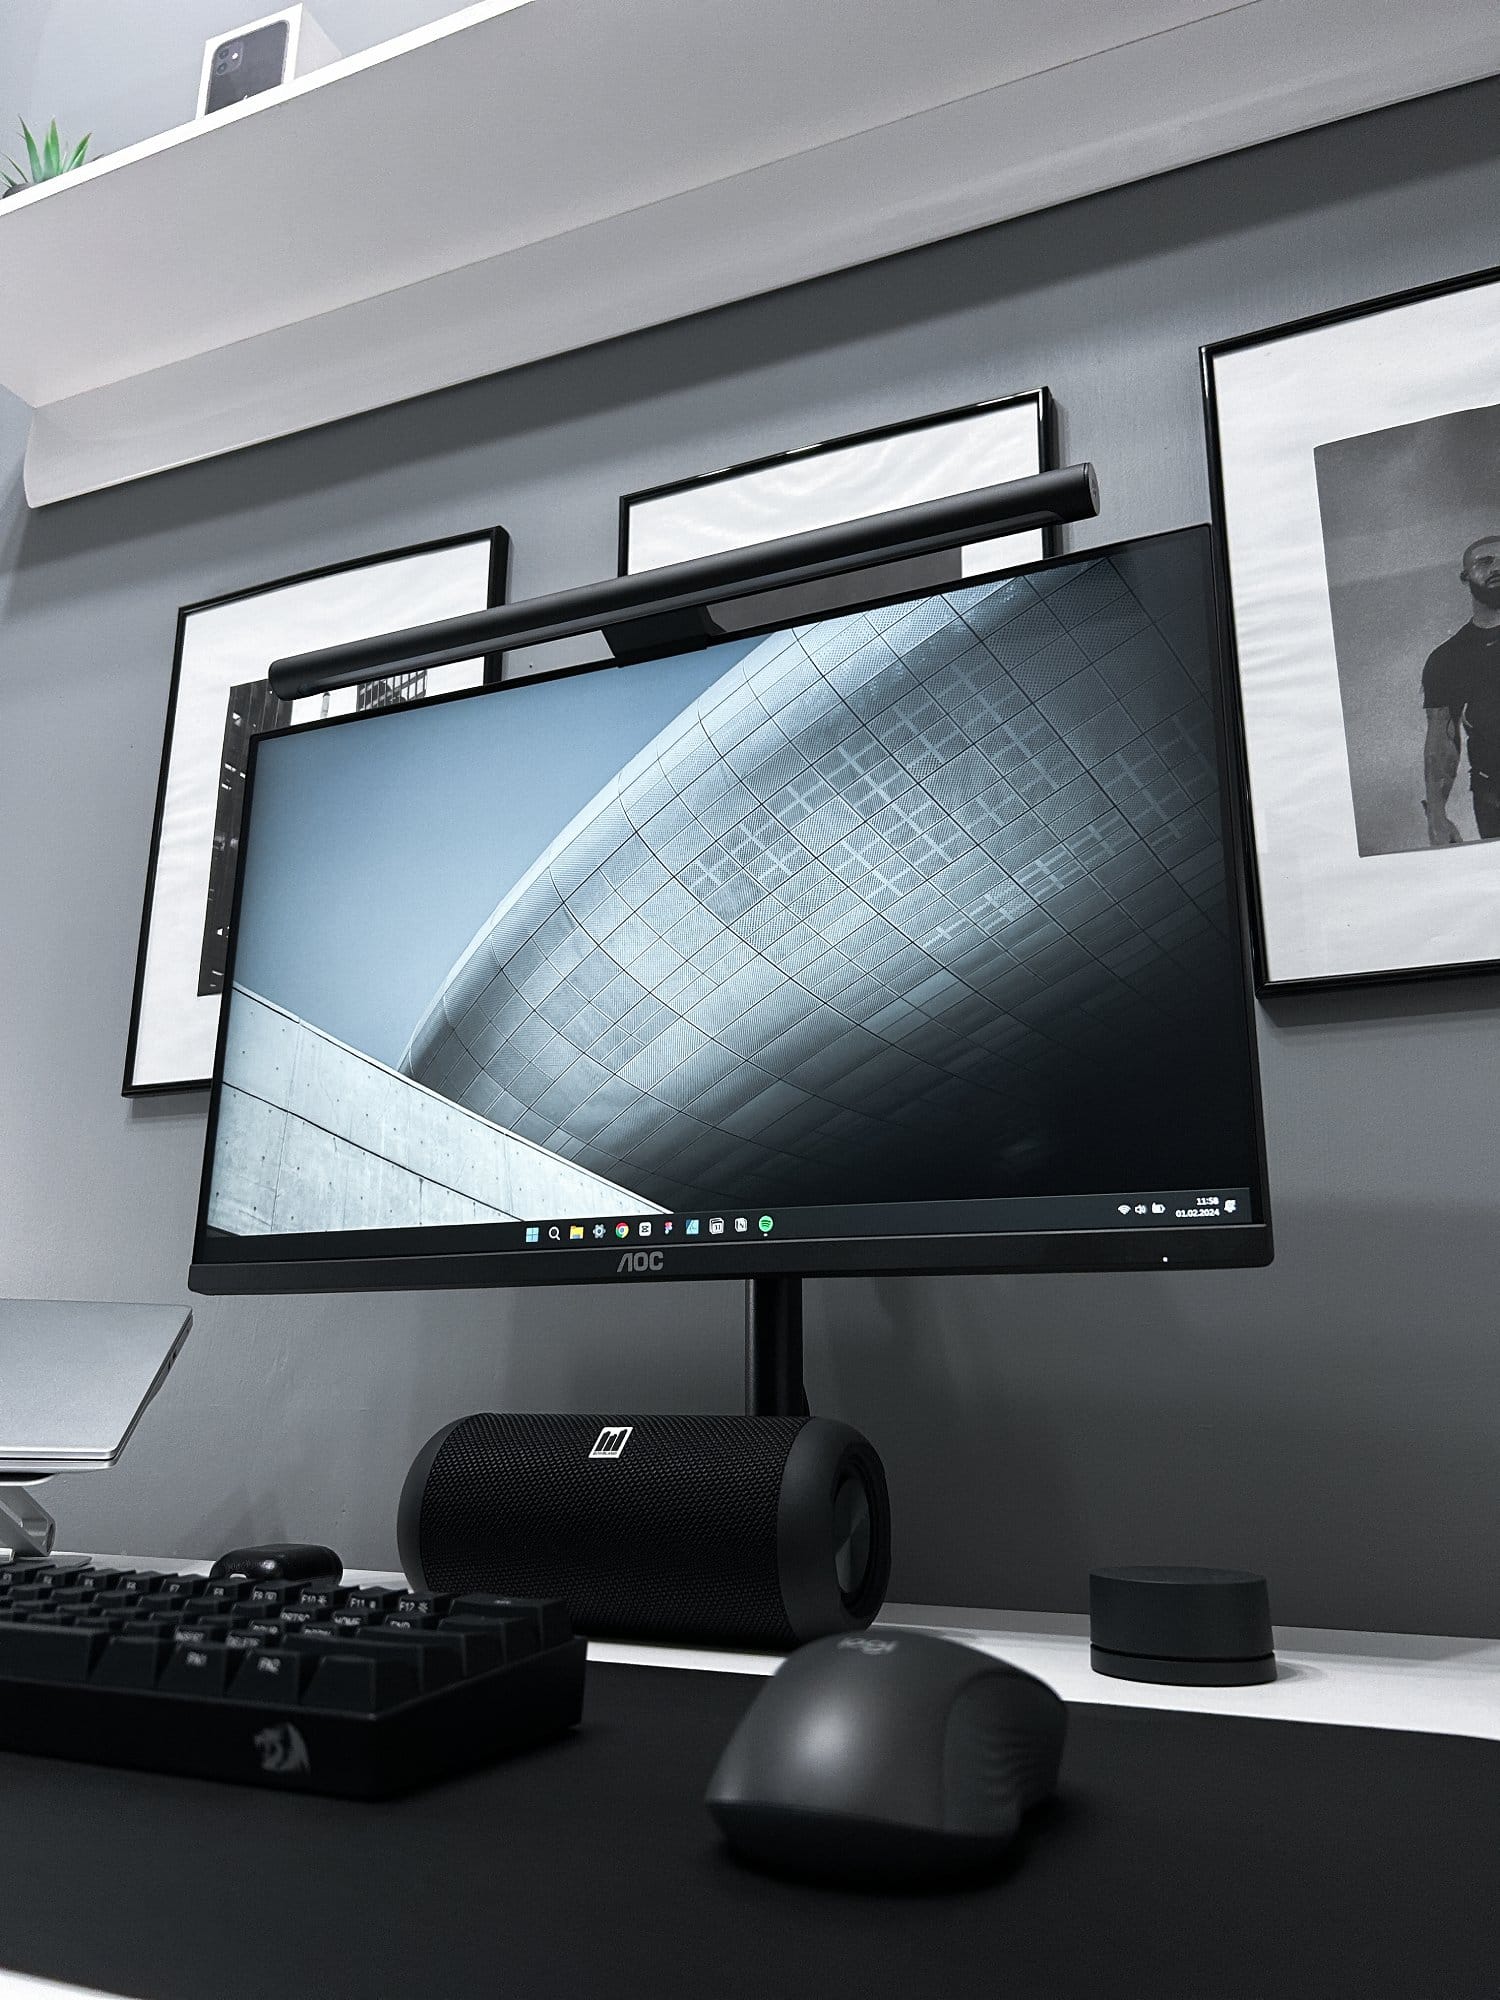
191,526,1269,1292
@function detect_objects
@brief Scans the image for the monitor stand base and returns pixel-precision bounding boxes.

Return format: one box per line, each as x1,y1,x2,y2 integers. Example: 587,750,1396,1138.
0,1477,57,1563
745,1275,809,1417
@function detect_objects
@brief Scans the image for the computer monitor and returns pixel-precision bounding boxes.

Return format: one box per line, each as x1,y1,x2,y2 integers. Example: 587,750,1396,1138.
189,525,1270,1314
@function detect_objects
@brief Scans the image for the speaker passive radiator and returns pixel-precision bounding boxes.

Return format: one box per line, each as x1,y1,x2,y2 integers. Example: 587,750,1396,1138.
398,1414,891,1649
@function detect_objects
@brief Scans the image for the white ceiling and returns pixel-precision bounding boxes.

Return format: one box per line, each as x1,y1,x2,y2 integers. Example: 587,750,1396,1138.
4,0,1499,501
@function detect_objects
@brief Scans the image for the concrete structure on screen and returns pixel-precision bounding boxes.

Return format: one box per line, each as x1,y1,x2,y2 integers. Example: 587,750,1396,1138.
402,554,1227,1211
208,989,663,1235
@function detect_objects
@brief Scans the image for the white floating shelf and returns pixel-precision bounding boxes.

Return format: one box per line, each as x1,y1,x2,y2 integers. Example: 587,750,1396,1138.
3,0,1499,506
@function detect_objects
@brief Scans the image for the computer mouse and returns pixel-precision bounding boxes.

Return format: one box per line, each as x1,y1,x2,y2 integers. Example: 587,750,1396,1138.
209,1542,343,1583
705,1630,1066,1887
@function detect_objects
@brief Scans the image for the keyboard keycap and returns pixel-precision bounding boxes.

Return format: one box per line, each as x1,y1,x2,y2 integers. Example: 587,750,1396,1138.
248,1581,305,1607
346,1587,406,1615
0,1622,109,1682
439,1614,539,1662
73,1571,128,1595
174,1622,231,1647
160,1642,238,1697
93,1636,174,1690
297,1584,349,1613
304,1650,421,1713
450,1596,571,1648
136,1593,191,1617
288,1627,464,1694
235,1649,314,1704
201,1579,252,1604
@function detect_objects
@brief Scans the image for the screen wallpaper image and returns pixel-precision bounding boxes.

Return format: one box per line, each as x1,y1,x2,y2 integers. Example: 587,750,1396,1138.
206,539,1259,1240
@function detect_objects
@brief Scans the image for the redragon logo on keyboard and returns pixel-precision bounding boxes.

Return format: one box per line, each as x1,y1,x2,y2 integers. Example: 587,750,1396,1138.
254,1722,311,1776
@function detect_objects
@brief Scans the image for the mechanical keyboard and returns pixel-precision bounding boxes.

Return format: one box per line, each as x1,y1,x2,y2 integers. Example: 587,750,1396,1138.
0,1560,586,1798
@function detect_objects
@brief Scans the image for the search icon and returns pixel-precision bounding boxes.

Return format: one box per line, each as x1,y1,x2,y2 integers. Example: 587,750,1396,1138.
548,1225,561,1240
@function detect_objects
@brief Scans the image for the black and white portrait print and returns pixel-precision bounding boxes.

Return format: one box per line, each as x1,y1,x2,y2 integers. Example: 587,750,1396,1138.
1316,401,1500,857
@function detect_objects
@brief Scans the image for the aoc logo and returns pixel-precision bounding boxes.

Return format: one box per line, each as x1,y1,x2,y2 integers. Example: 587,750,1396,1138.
616,1249,664,1274
590,1425,633,1459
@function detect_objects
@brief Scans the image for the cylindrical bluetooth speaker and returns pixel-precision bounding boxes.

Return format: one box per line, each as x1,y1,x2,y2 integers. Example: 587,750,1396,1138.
397,1413,891,1649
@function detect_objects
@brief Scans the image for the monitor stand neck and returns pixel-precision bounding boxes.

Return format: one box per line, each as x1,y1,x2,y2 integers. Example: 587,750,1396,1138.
744,1275,809,1417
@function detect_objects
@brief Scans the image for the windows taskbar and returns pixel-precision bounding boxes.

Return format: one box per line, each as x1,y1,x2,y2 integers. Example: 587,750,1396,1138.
514,1188,1256,1249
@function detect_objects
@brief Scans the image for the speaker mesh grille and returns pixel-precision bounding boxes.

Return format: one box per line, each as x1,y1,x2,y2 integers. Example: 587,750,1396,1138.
418,1414,805,1645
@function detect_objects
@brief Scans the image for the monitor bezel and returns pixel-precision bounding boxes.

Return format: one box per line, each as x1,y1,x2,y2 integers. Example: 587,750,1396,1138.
189,524,1272,1294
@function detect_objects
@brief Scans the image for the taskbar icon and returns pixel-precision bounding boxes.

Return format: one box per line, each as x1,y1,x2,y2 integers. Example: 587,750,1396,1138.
528,1211,778,1246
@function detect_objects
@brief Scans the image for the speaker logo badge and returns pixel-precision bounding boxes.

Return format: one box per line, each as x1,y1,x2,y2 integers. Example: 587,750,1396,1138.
837,1635,898,1656
616,1249,664,1274
589,1425,633,1460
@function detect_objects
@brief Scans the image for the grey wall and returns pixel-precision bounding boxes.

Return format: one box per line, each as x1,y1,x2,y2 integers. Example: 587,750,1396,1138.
4,9,1500,1634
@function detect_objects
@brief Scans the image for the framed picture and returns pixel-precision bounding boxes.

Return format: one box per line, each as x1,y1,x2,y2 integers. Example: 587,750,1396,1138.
1204,266,1500,989
619,392,1054,587
124,528,510,1094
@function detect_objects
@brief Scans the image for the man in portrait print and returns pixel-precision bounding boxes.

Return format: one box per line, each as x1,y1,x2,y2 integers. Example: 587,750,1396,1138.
1421,535,1500,846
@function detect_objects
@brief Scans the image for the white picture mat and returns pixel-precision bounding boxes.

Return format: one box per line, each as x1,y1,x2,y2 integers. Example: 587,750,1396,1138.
1214,281,1500,983
133,540,492,1090
624,401,1045,577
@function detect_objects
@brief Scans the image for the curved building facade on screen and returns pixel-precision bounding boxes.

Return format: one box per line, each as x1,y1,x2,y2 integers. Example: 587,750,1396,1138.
401,553,1253,1212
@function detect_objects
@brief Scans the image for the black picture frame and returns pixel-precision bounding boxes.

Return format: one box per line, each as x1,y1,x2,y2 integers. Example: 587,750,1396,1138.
1203,263,1500,991
618,391,1054,587
123,527,511,1095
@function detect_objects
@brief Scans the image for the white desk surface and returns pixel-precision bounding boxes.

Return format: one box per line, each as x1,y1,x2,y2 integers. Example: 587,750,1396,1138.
57,1556,1500,1742
597,1603,1500,1743
6,1563,1497,1997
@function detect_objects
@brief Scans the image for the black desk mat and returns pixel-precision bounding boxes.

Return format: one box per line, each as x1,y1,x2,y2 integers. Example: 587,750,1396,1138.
5,1663,1496,1999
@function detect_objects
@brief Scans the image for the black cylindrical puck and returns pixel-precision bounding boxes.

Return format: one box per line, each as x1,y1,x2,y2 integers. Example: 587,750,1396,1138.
1089,1565,1275,1686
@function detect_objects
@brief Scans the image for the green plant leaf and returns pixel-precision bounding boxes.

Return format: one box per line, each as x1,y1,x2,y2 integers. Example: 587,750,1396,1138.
6,119,88,190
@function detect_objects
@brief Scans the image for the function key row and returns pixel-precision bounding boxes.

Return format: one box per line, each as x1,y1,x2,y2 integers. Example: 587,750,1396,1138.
0,1570,565,1637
